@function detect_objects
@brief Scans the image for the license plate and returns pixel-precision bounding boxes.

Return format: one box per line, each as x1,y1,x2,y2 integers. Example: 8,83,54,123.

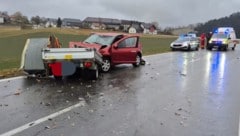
64,54,72,60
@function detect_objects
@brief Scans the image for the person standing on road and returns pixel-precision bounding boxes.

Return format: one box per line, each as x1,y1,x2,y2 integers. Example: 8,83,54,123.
206,32,212,46
200,33,206,49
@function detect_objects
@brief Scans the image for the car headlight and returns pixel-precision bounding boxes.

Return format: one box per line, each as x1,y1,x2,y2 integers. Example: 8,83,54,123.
222,40,228,44
183,42,189,46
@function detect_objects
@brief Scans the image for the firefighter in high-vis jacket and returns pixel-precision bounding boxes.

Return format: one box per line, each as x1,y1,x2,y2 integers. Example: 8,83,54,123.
200,33,206,49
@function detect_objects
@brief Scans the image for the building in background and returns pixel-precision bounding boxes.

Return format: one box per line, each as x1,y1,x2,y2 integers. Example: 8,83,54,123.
62,18,81,28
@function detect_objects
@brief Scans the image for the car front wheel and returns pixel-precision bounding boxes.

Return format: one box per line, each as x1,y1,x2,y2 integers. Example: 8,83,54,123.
101,58,111,72
133,54,141,67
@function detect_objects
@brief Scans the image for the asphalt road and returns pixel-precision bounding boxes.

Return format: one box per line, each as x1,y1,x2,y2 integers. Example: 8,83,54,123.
1,48,240,136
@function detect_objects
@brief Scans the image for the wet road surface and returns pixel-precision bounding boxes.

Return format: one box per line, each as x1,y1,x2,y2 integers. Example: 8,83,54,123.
1,49,240,136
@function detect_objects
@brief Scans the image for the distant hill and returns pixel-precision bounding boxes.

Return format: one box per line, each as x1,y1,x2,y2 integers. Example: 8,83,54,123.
194,12,240,37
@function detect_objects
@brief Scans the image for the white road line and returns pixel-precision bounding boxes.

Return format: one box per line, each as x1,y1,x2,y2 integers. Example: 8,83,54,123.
0,102,84,136
0,76,26,83
239,115,240,136
144,52,172,58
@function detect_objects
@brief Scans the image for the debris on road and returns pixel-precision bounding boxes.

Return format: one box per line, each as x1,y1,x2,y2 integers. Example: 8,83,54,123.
99,93,104,96
179,71,187,76
174,112,181,116
45,103,51,106
86,85,92,88
36,79,41,83
57,90,63,93
14,92,21,95
89,109,94,113
78,97,84,101
71,123,75,127
44,126,50,129
29,122,35,126
87,92,92,98
180,121,185,126
108,84,113,88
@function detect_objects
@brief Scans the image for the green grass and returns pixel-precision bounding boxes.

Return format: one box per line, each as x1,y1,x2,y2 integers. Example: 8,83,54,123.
141,37,175,55
0,28,176,74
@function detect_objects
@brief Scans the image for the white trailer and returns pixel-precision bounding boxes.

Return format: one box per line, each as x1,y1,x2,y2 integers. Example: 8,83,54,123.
21,38,102,80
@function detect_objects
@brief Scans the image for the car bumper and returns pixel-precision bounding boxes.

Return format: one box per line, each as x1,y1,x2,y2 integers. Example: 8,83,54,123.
208,43,228,48
170,45,189,50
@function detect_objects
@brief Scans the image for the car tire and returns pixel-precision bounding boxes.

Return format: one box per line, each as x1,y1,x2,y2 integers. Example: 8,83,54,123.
133,54,141,67
187,45,191,51
196,46,199,51
224,45,228,51
101,58,111,72
207,46,212,51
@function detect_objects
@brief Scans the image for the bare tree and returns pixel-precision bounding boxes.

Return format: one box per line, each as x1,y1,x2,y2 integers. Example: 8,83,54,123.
31,16,41,25
11,11,29,24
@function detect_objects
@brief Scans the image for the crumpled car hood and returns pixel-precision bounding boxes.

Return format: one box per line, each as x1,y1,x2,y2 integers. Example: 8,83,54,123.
69,42,102,50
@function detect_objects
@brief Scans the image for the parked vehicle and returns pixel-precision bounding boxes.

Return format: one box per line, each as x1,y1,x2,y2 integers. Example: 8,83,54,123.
170,34,199,51
207,27,238,51
69,33,143,72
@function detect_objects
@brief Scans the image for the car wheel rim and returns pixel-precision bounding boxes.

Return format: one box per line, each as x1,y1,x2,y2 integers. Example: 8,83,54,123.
136,55,140,65
102,60,110,72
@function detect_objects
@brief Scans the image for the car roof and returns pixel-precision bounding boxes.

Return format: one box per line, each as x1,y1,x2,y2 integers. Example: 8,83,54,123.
92,32,139,37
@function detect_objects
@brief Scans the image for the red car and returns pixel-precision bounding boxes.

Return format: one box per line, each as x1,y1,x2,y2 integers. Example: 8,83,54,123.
69,33,143,72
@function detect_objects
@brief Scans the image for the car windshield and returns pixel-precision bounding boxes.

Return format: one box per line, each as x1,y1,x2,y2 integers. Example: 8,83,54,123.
84,34,116,46
175,37,190,42
211,33,228,39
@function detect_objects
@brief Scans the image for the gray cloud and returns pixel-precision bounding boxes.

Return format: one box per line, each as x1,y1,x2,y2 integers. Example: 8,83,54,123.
0,0,239,28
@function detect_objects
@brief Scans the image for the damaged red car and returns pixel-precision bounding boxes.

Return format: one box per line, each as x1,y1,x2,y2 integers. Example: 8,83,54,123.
69,33,143,72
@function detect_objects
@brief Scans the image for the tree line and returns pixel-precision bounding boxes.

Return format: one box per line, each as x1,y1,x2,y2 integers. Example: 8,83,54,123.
194,12,240,37
0,11,62,27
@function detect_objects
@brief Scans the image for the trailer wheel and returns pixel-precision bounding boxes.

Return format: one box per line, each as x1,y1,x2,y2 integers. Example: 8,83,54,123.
82,69,99,80
54,76,62,80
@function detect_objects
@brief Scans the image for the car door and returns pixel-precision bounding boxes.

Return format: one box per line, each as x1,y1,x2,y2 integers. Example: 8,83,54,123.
190,37,198,48
111,36,138,63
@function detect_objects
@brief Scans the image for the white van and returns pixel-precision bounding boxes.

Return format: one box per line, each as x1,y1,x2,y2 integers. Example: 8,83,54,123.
207,27,237,51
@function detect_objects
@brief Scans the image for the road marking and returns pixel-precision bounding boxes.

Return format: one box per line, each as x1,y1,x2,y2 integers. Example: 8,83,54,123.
0,76,26,83
144,52,172,58
239,115,240,136
0,102,85,136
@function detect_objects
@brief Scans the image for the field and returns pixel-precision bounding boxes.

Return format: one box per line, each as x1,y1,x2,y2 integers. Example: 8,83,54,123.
0,28,176,76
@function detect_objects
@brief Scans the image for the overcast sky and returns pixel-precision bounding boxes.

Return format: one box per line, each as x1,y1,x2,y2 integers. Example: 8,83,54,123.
0,0,239,28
